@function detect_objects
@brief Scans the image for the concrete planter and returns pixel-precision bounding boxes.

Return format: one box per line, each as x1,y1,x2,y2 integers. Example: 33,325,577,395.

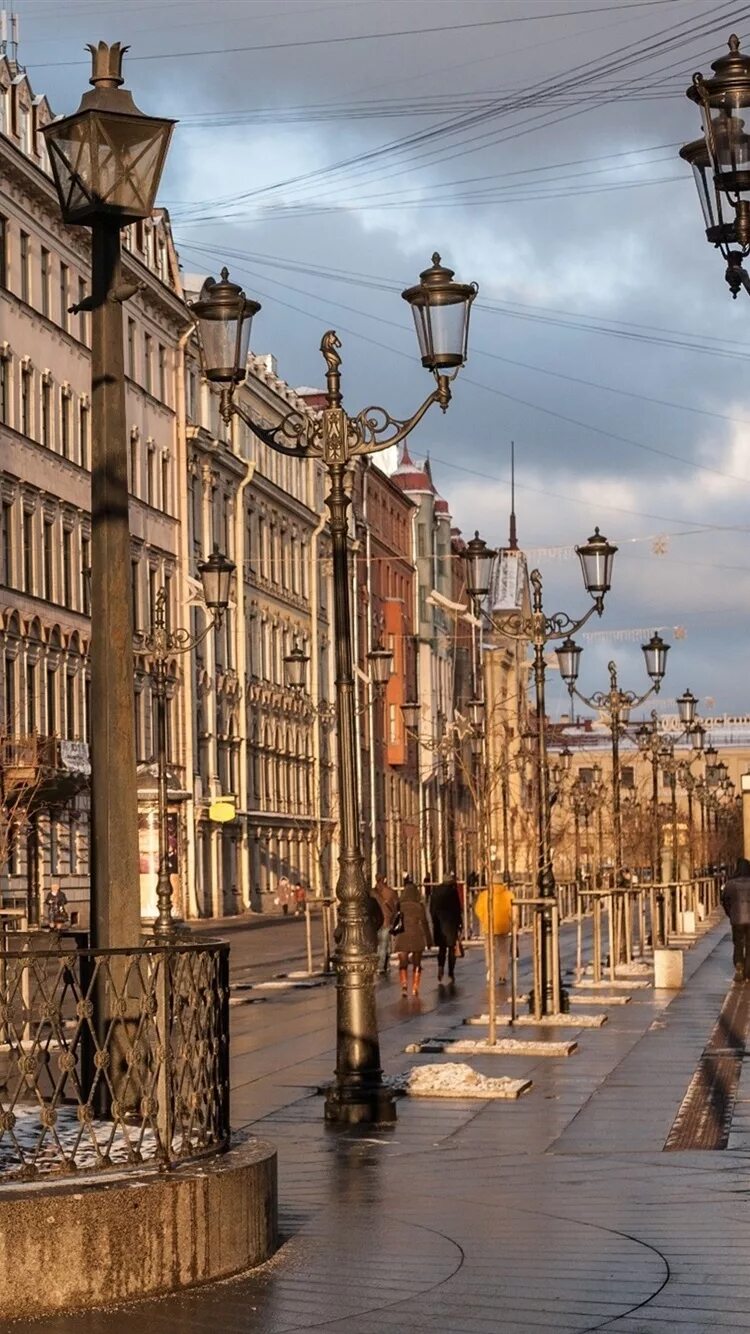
0,1134,277,1319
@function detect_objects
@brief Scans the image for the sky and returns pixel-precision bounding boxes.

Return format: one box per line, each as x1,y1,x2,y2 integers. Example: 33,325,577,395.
12,0,750,719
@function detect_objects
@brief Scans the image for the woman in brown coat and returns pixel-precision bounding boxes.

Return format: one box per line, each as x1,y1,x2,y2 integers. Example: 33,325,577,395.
396,882,432,998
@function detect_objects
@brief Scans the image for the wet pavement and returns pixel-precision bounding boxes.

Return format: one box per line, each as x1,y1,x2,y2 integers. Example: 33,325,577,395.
9,914,750,1333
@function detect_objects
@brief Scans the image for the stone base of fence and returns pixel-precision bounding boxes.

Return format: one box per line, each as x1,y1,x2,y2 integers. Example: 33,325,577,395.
0,1132,277,1319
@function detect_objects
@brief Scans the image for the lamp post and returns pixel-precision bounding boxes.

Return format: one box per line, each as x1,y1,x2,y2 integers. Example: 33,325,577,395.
139,550,235,937
680,34,750,297
465,528,617,1015
557,636,669,884
194,253,476,1124
42,43,174,948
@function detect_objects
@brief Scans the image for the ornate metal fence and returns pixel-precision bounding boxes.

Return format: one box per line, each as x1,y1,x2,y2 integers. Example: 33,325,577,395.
0,941,230,1181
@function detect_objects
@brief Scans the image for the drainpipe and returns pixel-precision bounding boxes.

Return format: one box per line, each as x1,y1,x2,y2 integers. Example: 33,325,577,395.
363,465,378,885
308,471,327,898
175,324,198,920
229,411,255,912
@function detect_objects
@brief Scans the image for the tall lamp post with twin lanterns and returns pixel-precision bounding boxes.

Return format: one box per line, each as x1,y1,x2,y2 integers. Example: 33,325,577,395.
556,637,671,884
191,254,477,1125
42,43,174,948
680,34,750,297
139,551,235,938
463,528,617,1015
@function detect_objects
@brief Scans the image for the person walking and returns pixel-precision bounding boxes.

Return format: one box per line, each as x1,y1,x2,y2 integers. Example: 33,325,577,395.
396,881,432,998
429,874,463,984
45,883,68,930
372,873,399,975
275,876,292,915
475,883,512,984
722,858,750,981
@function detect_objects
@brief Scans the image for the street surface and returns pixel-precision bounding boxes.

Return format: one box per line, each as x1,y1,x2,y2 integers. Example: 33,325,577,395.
11,912,750,1333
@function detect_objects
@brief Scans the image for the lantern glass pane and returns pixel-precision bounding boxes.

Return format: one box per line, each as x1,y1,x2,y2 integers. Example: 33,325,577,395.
410,295,470,371
46,110,172,223
691,157,717,228
704,105,750,192
284,650,308,690
368,648,393,685
401,701,421,730
198,309,252,384
556,639,581,684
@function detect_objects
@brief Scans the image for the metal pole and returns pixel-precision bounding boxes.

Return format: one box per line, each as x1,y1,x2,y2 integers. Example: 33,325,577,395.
323,460,395,1125
153,655,173,938
530,572,563,1016
89,222,140,950
609,673,623,882
670,771,679,882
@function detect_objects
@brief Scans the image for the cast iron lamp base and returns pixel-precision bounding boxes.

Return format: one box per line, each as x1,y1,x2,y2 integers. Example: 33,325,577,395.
323,1081,398,1126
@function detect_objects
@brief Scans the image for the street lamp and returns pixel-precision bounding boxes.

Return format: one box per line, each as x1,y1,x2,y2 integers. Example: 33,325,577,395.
464,531,497,610
681,34,750,297
559,639,668,886
139,550,235,938
677,689,698,727
470,529,617,1015
193,252,477,1126
42,43,174,949
283,640,310,691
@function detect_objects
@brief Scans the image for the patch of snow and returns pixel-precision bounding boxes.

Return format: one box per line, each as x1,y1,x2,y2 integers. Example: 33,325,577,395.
395,1062,531,1100
569,993,630,1005
0,1104,160,1177
444,1038,576,1058
512,1012,608,1028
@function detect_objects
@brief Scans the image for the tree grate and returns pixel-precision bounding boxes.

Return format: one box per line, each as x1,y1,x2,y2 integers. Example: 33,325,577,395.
664,983,750,1151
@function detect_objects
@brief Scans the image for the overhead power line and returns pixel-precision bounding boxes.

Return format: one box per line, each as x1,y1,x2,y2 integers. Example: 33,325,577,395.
26,1,693,69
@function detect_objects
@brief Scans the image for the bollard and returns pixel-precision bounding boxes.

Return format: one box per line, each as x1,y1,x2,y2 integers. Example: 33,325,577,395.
654,947,683,989
304,901,313,976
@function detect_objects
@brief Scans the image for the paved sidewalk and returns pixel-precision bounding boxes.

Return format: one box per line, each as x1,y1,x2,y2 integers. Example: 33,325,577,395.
11,914,750,1333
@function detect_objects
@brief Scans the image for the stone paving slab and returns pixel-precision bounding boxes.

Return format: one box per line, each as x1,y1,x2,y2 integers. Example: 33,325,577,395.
7,913,748,1334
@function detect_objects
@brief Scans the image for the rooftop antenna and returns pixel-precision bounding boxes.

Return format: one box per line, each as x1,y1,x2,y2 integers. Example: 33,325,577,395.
0,12,19,65
508,440,518,550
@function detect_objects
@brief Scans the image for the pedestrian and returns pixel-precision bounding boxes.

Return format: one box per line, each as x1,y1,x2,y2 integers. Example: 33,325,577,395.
396,880,432,998
474,883,512,984
293,882,306,916
372,873,399,975
429,873,463,984
722,857,750,982
275,876,292,915
45,883,68,930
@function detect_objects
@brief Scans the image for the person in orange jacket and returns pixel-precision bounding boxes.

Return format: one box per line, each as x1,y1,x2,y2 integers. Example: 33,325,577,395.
474,883,512,984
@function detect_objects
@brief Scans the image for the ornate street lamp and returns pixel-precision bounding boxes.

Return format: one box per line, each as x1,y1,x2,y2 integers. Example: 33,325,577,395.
42,44,174,950
401,700,421,731
192,251,477,1126
284,640,310,691
556,638,582,687
642,633,669,684
367,640,394,690
139,550,235,938
677,689,698,727
464,531,497,610
681,34,750,297
472,530,617,1016
691,722,706,752
564,640,668,890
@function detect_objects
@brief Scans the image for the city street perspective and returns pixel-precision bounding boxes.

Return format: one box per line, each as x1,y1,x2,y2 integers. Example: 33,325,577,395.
4,1,750,1330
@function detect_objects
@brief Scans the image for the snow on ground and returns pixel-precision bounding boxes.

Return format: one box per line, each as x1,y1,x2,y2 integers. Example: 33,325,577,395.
395,1062,532,1100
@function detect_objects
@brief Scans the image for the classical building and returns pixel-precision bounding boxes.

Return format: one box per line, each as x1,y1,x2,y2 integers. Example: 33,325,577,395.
180,343,335,916
0,45,188,927
391,447,466,884
351,456,418,887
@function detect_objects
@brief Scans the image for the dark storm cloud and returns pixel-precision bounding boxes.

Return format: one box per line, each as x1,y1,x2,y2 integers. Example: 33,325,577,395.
18,0,750,709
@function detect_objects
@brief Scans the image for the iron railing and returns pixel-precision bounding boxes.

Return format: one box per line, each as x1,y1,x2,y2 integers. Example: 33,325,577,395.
0,941,230,1181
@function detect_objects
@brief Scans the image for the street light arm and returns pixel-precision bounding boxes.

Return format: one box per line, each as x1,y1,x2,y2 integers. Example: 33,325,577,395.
218,341,451,464
219,388,319,459
349,377,451,456
137,588,225,663
491,586,601,646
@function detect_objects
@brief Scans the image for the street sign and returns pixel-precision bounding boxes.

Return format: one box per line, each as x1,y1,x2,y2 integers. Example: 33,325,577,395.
209,796,236,823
